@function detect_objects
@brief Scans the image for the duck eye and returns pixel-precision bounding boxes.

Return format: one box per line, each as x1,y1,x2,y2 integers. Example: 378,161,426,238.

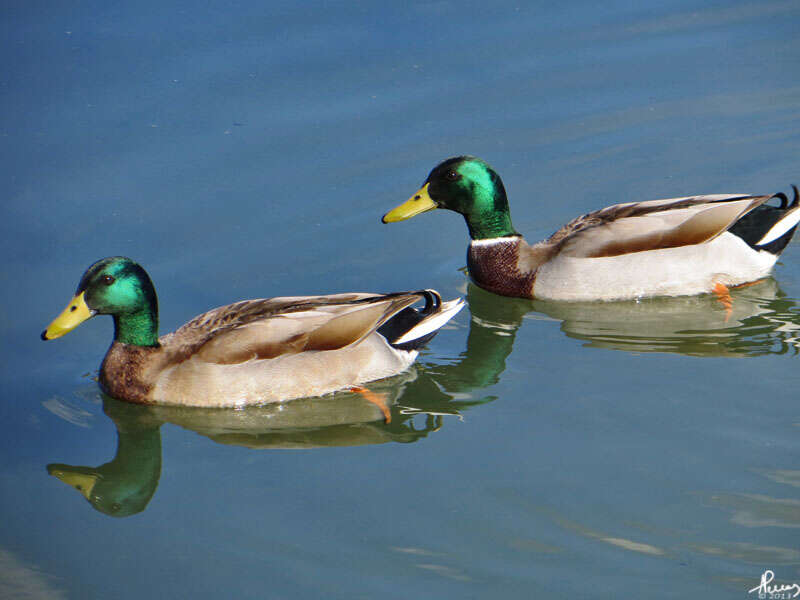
100,275,115,286
445,170,459,181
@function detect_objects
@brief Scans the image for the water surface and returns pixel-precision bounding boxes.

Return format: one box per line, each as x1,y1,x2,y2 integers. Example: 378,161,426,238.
2,1,800,598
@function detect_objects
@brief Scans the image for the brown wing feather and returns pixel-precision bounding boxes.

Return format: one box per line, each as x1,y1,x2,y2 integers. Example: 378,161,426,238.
163,294,373,352
160,293,422,365
302,296,419,351
549,194,768,258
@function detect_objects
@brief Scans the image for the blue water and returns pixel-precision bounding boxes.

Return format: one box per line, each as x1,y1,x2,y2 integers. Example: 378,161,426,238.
2,1,800,598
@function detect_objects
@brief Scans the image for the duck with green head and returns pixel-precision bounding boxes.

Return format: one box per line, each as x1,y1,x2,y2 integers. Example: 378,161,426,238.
42,257,464,408
382,156,800,301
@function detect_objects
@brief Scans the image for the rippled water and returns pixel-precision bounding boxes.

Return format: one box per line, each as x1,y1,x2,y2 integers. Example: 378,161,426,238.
3,1,800,598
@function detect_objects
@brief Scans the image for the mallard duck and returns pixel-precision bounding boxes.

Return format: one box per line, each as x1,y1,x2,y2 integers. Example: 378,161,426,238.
41,257,464,408
382,156,800,301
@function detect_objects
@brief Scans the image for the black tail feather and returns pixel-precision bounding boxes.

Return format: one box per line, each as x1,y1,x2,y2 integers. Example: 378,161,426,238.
773,191,789,209
377,290,443,352
728,185,799,256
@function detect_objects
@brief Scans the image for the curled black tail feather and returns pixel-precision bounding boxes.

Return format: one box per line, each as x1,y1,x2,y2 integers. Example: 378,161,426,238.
772,191,788,209
377,290,443,351
770,185,800,209
417,289,441,314
728,185,800,256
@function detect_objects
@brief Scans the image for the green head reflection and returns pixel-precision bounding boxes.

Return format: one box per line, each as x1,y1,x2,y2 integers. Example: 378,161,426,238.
47,399,162,517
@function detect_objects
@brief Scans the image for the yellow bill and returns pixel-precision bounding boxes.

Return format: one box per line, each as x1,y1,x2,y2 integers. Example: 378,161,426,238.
48,467,98,501
42,291,95,340
382,183,437,223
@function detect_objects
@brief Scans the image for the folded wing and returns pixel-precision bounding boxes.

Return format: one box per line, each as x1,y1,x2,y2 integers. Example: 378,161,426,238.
551,194,769,258
162,293,425,365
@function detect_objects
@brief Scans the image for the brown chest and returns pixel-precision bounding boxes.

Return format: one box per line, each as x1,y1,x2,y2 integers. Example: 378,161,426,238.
99,343,159,404
467,240,536,298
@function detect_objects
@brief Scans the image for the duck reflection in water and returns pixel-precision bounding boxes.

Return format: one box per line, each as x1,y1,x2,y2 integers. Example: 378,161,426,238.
446,277,800,364
525,277,800,356
46,373,427,517
44,339,505,518
48,400,162,518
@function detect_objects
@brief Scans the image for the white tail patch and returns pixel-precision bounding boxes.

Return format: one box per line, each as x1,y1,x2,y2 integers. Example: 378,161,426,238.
756,207,800,246
394,298,465,344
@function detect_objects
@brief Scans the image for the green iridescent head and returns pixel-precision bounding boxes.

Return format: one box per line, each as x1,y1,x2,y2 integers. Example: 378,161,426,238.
42,256,160,347
382,156,518,240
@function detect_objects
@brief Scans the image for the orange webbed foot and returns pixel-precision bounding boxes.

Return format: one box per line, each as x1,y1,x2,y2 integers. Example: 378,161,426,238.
350,386,391,423
712,282,733,322
731,278,766,291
